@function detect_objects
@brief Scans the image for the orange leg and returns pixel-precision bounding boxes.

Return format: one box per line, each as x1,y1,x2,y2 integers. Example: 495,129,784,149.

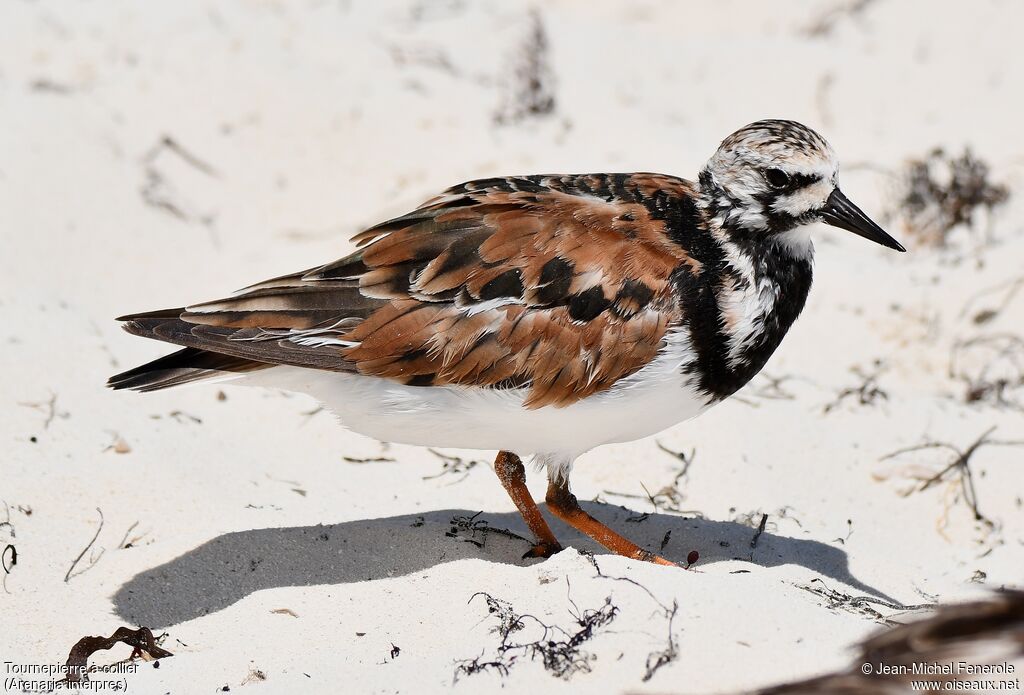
545,477,676,566
493,451,563,559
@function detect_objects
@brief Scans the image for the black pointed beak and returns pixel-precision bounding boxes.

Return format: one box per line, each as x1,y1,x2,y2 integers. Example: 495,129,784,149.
821,188,906,252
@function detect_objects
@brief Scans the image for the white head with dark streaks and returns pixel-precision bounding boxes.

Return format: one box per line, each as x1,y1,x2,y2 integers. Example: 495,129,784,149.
699,119,905,255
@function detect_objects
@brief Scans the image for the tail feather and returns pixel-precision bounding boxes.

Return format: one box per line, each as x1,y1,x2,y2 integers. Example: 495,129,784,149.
107,346,270,392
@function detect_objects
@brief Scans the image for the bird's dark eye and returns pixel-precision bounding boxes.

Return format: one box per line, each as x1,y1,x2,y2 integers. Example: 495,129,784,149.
764,168,790,190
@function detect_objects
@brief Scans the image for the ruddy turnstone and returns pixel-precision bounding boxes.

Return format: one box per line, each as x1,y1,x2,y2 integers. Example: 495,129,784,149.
109,119,905,565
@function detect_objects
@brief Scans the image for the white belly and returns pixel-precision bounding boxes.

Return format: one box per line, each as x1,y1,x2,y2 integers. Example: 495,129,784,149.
239,329,714,460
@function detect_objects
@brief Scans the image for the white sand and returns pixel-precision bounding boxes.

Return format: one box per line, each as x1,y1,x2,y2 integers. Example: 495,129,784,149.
2,1,1022,693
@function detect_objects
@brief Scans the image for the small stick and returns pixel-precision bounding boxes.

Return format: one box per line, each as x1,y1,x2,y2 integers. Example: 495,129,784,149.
880,427,1024,521
65,508,105,583
117,521,140,549
750,513,769,548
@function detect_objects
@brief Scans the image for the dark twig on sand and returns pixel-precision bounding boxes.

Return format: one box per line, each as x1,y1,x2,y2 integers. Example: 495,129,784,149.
642,600,679,682
65,508,105,583
959,275,1024,325
423,449,481,483
880,426,1024,523
802,0,878,38
139,134,219,233
950,333,1024,411
587,556,681,681
17,391,68,429
117,521,142,550
603,445,696,514
750,513,769,549
142,135,218,177
342,455,396,464
823,360,888,413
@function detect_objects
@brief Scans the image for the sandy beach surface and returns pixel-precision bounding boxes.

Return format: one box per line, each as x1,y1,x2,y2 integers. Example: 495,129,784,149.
2,2,1022,693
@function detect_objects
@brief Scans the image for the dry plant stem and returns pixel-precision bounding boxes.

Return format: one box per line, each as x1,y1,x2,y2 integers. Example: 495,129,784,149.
959,275,1024,322
493,451,562,558
545,478,675,566
117,521,139,549
880,427,1024,521
65,508,104,582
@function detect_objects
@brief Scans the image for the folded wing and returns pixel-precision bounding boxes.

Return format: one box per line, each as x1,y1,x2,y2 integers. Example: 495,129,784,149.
112,174,697,407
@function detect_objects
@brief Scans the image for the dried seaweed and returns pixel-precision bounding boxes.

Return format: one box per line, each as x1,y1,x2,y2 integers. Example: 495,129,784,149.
445,511,528,549
588,556,682,681
823,360,889,413
423,448,480,483
642,600,679,682
64,626,172,684
454,590,618,682
799,578,935,625
894,148,1009,248
959,275,1024,326
602,445,697,514
878,427,1024,536
951,333,1024,411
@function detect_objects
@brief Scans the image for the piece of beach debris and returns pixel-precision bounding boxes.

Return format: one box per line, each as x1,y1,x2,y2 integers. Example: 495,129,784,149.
423,448,481,483
892,147,1009,248
877,427,1024,536
603,445,696,514
17,391,69,429
802,0,878,38
64,626,172,684
241,668,267,685
799,578,936,625
65,508,105,582
642,600,679,682
342,455,396,464
139,134,220,233
2,544,15,573
117,521,144,549
494,9,555,125
455,591,618,682
445,511,529,550
823,360,889,413
104,434,132,454
951,334,1024,411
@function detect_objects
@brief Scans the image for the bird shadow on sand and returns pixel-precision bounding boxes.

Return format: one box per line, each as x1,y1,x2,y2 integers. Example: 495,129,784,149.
113,504,895,628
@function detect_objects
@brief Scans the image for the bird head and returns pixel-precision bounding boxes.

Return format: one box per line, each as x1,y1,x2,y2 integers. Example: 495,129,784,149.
700,119,905,253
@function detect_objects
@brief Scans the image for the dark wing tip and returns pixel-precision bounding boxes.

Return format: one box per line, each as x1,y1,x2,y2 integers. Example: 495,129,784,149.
115,308,185,323
107,347,269,392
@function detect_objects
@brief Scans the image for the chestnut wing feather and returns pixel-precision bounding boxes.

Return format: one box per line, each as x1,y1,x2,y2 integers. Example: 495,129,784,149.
122,174,697,408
